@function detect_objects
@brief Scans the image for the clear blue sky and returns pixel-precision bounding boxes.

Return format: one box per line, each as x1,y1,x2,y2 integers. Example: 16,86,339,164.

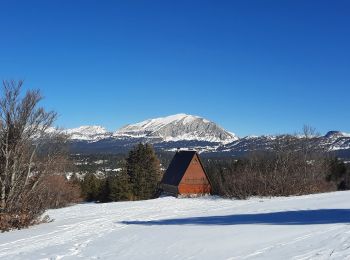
0,1,349,136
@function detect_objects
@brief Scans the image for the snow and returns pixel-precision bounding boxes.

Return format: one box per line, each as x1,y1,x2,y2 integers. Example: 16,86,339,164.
47,114,241,145
66,125,107,135
115,113,238,143
330,145,350,151
116,113,200,133
93,160,107,165
104,168,122,172
1,191,350,259
244,135,259,139
47,126,111,141
65,126,110,141
341,132,350,137
163,133,231,143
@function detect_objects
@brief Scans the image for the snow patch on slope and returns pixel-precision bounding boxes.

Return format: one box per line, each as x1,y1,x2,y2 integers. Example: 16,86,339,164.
117,114,198,133
341,132,350,137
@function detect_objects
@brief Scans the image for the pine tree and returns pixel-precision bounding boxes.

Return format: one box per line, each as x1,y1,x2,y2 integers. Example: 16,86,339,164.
126,143,162,200
108,171,133,201
97,178,111,203
81,173,101,202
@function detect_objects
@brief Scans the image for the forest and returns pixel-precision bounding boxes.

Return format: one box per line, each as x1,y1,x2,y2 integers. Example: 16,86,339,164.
76,143,350,202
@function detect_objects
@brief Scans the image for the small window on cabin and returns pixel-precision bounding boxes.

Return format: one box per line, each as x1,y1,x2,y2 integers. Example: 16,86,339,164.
193,158,198,164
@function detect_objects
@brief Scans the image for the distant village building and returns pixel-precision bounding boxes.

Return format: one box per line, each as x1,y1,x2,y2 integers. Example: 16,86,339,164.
160,150,211,196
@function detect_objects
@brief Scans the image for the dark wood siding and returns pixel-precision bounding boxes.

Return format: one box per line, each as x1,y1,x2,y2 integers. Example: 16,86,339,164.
178,154,211,195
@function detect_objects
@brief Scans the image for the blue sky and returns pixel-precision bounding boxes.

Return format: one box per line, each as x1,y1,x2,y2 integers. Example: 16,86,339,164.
0,1,349,136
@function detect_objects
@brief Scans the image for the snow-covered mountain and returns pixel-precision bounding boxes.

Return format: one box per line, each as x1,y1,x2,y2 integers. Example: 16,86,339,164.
114,113,237,143
47,126,112,141
325,131,350,139
61,114,236,144
215,131,350,159
65,126,111,141
321,131,350,152
57,115,350,159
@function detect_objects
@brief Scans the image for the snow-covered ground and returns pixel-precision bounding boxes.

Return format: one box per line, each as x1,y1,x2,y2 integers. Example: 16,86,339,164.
1,191,350,260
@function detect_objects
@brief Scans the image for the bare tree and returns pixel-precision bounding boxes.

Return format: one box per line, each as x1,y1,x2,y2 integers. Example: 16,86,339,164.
206,128,337,199
302,124,319,139
0,80,73,230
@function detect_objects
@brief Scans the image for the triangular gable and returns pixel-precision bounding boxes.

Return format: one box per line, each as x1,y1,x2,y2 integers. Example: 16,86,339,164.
179,153,211,186
161,151,196,186
196,153,212,187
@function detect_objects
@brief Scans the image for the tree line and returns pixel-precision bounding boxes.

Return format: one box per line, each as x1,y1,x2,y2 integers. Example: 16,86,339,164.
204,132,350,199
80,143,162,202
79,133,350,202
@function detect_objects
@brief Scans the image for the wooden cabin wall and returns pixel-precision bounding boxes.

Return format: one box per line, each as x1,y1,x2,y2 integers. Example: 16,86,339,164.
178,154,211,195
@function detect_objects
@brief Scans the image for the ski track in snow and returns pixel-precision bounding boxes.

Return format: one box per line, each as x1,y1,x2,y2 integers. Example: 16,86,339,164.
0,192,350,259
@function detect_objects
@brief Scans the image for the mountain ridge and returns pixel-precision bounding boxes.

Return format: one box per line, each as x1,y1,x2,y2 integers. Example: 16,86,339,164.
58,113,237,143
50,114,350,159
114,113,237,143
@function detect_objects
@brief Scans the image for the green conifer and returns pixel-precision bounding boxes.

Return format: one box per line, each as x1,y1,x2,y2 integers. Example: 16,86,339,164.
126,143,162,200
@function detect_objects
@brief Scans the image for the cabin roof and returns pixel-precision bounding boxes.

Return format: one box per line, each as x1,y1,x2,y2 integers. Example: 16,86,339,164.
161,150,197,186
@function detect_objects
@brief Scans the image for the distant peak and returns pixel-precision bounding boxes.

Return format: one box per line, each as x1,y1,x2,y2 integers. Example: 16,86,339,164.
151,113,200,121
115,113,237,143
64,125,110,141
325,131,344,138
73,125,107,130
67,125,108,133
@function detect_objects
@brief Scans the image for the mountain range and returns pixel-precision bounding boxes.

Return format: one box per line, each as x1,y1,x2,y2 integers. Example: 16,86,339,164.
58,114,350,159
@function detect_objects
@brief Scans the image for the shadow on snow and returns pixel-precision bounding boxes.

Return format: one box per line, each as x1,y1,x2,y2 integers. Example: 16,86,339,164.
120,209,350,226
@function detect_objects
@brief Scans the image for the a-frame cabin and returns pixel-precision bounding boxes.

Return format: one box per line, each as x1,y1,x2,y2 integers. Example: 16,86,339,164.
160,150,211,196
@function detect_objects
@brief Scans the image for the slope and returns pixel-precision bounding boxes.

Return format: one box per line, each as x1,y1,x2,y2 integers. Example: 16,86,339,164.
0,191,350,259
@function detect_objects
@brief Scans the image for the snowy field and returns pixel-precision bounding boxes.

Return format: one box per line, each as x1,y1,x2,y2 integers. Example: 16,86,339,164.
1,191,350,260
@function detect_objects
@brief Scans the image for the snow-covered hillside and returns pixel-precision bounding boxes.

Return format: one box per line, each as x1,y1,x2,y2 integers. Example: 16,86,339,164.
115,113,238,143
65,126,111,141
48,126,112,141
1,191,350,259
